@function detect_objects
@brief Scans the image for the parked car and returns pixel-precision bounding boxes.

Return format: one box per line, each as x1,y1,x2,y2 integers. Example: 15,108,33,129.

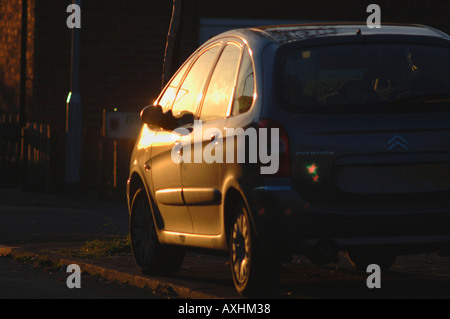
127,22,450,296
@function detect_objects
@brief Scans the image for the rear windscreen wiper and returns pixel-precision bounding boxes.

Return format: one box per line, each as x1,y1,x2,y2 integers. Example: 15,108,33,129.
390,92,450,106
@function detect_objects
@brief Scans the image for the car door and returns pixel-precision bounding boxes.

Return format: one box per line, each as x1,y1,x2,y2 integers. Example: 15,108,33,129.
180,41,244,235
150,43,221,233
145,58,193,233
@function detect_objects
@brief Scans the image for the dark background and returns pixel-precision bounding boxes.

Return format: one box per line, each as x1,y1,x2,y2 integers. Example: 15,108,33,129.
1,0,449,198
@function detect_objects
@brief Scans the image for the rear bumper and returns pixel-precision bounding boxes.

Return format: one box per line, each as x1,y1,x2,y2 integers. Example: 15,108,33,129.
251,181,450,254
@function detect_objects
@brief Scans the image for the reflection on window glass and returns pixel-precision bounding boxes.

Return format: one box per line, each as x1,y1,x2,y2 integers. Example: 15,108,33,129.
232,47,254,116
172,45,221,117
279,44,450,110
158,60,191,112
200,44,242,121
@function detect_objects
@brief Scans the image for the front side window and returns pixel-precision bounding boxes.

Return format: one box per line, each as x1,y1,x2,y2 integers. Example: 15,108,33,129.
158,60,191,112
200,43,242,121
171,44,221,118
278,43,450,112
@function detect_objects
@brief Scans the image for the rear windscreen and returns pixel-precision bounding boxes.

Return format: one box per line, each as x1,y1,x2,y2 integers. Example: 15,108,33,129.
277,44,450,111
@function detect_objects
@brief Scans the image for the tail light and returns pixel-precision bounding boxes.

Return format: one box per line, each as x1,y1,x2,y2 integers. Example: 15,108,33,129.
258,118,290,177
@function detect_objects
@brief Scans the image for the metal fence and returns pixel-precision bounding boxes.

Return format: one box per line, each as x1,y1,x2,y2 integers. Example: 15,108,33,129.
0,113,65,192
0,114,21,188
21,122,52,192
0,111,134,196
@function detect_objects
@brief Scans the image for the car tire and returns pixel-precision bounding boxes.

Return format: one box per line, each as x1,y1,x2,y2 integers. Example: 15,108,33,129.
130,188,185,276
346,248,396,272
229,199,281,297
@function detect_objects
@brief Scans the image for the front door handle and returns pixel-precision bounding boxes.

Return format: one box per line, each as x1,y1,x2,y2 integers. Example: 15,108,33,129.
175,141,183,156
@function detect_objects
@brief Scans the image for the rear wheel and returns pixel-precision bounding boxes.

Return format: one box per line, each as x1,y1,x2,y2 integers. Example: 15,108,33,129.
229,200,281,297
130,188,184,276
346,248,396,272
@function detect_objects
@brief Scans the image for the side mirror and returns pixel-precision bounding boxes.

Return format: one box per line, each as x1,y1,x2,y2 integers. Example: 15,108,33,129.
140,105,165,127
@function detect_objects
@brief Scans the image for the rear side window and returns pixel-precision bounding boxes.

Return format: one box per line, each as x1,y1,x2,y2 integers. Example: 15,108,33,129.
231,46,255,116
277,44,450,112
200,43,242,121
172,45,221,117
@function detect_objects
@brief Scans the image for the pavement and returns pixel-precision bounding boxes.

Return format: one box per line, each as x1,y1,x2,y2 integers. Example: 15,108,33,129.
6,188,450,299
0,188,241,299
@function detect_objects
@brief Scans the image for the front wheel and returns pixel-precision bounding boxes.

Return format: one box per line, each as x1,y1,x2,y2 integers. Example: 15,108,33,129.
130,189,185,276
229,200,281,297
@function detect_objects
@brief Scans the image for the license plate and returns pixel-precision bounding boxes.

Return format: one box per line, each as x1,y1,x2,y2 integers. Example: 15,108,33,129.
335,163,450,194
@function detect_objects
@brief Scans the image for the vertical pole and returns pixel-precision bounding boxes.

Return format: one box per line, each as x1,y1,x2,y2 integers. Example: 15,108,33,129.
162,0,183,89
46,125,51,192
65,0,82,194
113,140,117,189
99,108,105,192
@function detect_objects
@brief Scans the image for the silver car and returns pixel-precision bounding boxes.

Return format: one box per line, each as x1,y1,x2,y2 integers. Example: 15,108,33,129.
127,23,450,296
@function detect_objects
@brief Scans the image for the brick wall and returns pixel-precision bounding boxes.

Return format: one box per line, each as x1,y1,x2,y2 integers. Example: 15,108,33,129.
0,0,35,116
0,0,22,113
26,0,35,121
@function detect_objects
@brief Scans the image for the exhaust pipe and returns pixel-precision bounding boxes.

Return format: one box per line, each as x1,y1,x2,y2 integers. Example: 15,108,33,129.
306,239,339,265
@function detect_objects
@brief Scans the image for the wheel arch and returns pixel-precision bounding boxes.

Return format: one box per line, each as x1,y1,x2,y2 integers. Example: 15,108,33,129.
127,171,146,214
223,185,258,249
128,170,165,230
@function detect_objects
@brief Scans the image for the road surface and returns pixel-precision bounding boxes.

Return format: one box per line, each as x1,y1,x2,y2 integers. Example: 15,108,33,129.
0,256,170,299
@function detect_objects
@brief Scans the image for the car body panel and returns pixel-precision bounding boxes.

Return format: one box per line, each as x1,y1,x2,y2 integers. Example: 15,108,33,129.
181,118,227,235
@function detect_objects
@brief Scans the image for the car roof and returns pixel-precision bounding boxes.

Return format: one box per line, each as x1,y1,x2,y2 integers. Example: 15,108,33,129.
213,22,450,47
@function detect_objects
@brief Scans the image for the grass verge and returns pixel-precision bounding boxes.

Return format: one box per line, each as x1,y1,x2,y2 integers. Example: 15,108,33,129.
56,237,131,259
13,253,63,271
